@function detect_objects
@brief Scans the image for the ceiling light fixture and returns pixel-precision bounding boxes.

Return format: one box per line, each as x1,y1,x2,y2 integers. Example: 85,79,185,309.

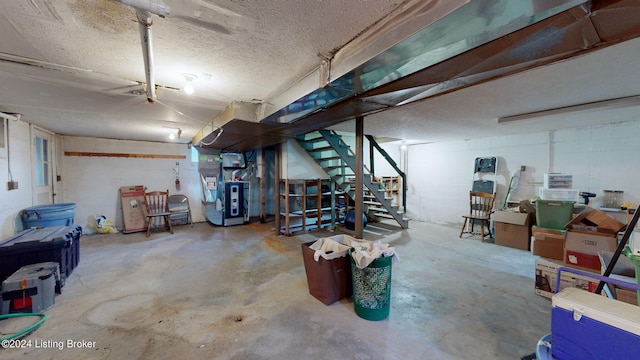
497,95,640,124
182,74,197,95
168,128,182,140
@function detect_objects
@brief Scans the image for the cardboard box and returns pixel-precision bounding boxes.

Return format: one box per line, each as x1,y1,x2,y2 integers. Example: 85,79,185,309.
614,287,638,306
120,185,147,233
535,258,598,299
493,211,533,250
564,230,618,253
565,207,626,235
531,226,565,260
563,231,619,272
564,249,602,273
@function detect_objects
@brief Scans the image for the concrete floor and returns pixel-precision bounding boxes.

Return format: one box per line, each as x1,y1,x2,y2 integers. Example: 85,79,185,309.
1,219,551,359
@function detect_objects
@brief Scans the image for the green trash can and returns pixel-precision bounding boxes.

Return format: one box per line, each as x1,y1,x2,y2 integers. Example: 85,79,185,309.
350,249,393,321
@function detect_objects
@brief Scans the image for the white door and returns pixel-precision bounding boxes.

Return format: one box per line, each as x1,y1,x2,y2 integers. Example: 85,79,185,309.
31,126,54,205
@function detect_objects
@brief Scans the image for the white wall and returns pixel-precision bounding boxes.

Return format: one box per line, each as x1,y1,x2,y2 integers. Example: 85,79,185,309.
282,139,328,179
406,120,640,225
0,119,33,238
5,118,640,237
62,136,203,233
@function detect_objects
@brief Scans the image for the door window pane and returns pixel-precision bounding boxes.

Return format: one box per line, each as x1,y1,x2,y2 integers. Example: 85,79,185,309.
34,136,49,187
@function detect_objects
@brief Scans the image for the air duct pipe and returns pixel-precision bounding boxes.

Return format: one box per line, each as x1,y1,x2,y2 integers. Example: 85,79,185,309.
116,0,170,103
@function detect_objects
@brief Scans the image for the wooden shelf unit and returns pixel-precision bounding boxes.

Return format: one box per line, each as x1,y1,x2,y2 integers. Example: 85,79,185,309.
279,178,346,235
373,176,401,206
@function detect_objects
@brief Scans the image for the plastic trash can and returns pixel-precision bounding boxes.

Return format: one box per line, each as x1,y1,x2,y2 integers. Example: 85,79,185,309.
350,249,393,321
21,203,76,229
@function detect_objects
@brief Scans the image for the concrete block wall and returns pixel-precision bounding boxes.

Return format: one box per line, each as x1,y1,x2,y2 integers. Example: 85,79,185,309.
404,121,640,225
61,136,201,234
3,117,640,238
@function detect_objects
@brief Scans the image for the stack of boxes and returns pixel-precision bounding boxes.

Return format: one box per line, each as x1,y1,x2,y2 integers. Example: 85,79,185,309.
533,203,627,299
563,208,625,272
532,173,628,299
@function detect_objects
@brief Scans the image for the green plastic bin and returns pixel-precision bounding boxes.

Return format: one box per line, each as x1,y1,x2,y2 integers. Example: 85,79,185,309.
626,253,640,306
535,200,574,230
350,249,393,321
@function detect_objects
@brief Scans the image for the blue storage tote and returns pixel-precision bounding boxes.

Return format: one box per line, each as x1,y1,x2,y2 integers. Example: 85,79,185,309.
536,200,574,230
0,225,82,286
21,203,76,229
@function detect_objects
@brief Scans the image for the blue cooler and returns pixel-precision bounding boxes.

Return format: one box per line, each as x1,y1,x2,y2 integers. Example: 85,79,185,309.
551,269,640,359
21,203,76,229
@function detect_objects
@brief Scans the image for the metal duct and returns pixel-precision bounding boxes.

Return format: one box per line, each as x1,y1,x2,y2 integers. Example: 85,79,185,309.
196,0,640,151
262,0,587,125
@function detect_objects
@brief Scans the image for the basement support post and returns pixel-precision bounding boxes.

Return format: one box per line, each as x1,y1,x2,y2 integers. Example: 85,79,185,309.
355,116,364,239
274,143,281,234
260,147,266,223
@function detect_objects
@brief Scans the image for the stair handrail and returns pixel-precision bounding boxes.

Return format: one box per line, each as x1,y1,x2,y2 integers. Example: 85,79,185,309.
365,135,407,212
328,130,373,174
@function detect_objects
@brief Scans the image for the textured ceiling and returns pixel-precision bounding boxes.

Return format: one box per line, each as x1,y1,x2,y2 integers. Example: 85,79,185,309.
0,0,639,147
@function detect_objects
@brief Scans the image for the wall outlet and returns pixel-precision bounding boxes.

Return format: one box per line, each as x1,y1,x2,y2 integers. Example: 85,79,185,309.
7,181,18,190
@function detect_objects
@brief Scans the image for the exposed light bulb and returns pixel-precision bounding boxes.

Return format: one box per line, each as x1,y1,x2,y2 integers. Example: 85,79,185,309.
182,73,197,95
184,82,194,95
400,141,407,150
169,132,176,140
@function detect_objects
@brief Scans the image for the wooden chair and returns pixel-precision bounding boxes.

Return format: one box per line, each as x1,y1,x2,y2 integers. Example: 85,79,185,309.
459,191,496,242
144,190,174,237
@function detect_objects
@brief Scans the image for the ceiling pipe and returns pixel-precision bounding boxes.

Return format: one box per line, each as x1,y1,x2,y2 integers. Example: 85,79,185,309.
0,112,21,121
136,10,157,103
116,0,170,103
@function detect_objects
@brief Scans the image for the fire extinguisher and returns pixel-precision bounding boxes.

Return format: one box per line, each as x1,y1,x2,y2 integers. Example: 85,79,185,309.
174,162,181,191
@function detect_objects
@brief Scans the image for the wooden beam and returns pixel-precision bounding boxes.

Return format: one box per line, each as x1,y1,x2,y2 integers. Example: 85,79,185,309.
64,152,186,159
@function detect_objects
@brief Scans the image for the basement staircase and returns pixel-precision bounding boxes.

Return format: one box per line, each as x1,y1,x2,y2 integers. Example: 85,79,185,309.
296,130,409,229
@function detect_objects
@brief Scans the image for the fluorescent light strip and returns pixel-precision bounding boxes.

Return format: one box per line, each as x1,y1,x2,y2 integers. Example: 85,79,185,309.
497,95,640,124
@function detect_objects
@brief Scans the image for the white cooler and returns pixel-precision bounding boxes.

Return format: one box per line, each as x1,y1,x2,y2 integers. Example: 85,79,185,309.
552,287,640,359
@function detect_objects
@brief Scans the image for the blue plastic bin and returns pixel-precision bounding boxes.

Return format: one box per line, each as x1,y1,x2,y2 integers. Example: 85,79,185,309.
21,203,76,229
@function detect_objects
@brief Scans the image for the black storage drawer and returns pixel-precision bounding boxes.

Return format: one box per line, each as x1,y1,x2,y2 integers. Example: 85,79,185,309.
0,225,82,286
